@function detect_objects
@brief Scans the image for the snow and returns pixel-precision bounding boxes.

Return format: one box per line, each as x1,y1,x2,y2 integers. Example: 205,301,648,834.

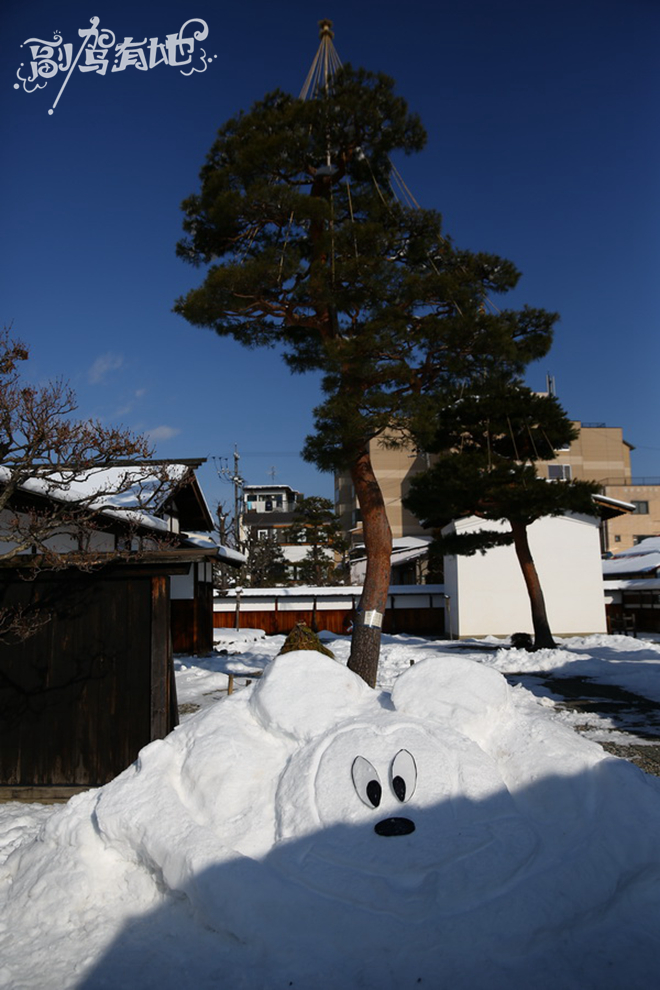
484,634,660,703
214,583,445,598
603,536,660,576
350,535,433,566
0,463,190,535
3,631,660,988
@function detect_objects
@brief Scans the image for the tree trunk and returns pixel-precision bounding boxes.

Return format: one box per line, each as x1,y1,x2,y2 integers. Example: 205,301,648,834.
510,520,556,650
347,446,392,687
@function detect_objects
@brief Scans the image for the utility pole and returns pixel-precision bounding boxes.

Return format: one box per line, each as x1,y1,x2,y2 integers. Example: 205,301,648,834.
213,445,244,549
232,446,243,549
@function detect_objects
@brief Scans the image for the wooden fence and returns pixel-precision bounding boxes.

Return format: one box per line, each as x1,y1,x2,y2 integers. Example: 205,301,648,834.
213,586,447,637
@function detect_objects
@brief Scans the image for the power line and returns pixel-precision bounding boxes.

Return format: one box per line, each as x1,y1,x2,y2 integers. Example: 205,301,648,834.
236,451,303,457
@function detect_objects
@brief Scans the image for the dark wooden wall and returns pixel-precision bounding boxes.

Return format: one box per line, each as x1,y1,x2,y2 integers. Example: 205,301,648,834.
0,569,176,793
607,594,660,634
171,582,213,654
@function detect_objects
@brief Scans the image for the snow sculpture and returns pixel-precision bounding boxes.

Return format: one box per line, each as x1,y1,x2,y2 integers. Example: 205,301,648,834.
247,652,539,920
84,650,540,934
6,649,660,988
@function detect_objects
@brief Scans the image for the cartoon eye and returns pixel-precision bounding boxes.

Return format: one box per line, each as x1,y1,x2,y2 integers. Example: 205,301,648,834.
352,756,382,808
390,750,417,803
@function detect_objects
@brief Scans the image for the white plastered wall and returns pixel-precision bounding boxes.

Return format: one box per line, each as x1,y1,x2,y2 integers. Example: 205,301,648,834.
443,513,607,638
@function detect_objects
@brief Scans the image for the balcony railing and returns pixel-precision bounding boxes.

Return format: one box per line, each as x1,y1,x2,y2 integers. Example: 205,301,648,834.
599,478,660,487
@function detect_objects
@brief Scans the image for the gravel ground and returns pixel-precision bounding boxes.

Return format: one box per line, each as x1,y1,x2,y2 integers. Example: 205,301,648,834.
505,672,660,779
598,742,660,778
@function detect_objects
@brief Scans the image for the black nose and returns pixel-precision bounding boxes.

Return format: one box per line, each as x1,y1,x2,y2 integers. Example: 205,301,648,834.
374,817,415,837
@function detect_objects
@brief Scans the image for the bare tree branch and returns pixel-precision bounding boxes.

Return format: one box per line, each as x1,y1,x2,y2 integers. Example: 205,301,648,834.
0,328,188,642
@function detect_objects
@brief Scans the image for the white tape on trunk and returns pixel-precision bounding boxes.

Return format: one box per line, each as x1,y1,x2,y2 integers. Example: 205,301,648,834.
363,610,383,629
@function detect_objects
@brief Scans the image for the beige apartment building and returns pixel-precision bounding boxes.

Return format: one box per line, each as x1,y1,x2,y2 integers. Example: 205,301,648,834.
334,441,430,548
535,423,660,553
335,424,660,557
534,423,633,483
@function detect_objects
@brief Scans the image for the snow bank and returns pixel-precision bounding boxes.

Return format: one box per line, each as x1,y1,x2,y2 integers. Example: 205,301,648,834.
2,649,660,988
483,634,660,704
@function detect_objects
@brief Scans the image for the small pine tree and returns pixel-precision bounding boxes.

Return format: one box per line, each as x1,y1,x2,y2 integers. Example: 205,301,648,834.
287,496,348,586
278,622,335,658
404,383,601,649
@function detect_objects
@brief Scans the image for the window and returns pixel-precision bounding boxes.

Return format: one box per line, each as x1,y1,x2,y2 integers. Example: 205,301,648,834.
632,501,649,515
633,535,653,545
548,464,572,480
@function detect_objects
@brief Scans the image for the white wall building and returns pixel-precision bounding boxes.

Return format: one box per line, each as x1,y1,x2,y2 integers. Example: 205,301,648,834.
442,512,608,639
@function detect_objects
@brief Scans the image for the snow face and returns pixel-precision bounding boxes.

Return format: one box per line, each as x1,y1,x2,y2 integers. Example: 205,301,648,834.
256,654,536,920
3,645,660,988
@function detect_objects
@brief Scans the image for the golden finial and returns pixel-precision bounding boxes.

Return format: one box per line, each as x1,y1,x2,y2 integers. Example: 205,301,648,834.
318,19,334,41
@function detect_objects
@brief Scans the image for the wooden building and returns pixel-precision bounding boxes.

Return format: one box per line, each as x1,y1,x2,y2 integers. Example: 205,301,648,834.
0,460,243,802
603,537,660,634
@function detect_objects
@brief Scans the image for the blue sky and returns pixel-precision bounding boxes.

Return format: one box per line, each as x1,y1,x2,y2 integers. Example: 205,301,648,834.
3,0,659,514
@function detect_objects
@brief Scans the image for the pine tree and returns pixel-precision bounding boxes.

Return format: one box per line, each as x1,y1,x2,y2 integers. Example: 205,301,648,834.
244,531,288,588
287,495,348,585
174,66,557,685
403,383,601,648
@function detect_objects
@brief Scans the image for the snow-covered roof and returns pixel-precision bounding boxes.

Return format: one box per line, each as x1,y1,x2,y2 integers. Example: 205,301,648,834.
603,537,660,577
602,577,660,591
0,461,240,563
393,536,433,549
593,493,636,515
350,536,432,566
183,531,247,565
0,463,190,531
0,460,220,534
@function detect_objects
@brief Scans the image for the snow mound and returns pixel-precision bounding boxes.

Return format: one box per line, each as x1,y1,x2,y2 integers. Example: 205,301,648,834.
2,650,660,988
488,645,580,673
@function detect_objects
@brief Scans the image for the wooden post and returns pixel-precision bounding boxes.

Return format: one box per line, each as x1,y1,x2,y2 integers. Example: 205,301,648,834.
150,575,171,739
235,588,242,631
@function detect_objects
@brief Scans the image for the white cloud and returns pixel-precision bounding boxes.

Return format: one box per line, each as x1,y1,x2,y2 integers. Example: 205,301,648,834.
115,389,148,417
147,425,182,442
88,352,124,384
